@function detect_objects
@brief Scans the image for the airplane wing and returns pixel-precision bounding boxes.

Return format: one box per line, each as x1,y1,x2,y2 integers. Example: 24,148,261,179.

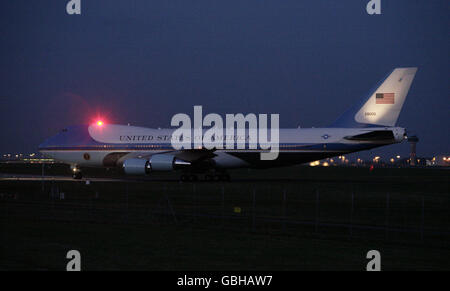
170,148,217,163
106,148,217,168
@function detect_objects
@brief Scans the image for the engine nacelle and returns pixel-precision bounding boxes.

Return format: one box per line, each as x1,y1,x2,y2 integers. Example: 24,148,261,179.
122,155,190,175
122,158,151,175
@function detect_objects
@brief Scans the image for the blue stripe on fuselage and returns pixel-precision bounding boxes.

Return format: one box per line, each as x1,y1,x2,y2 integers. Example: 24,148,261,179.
39,142,383,152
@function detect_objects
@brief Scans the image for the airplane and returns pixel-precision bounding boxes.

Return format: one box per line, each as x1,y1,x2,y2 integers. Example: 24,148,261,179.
38,67,418,181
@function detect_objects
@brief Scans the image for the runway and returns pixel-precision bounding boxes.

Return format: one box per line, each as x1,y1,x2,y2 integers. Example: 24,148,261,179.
0,173,411,184
0,173,129,183
0,169,448,184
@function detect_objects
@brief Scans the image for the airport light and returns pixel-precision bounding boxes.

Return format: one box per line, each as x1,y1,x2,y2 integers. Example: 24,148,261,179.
309,160,320,167
396,155,401,159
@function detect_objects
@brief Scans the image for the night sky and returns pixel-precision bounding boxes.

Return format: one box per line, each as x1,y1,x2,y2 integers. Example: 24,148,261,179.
1,0,448,159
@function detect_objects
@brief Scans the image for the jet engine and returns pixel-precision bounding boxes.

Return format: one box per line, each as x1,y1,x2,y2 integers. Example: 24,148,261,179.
122,154,191,175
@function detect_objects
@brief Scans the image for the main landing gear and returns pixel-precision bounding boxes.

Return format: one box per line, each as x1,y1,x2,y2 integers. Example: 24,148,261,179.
180,173,230,182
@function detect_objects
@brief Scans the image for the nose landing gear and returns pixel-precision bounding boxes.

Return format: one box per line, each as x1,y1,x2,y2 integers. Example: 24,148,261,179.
71,166,83,179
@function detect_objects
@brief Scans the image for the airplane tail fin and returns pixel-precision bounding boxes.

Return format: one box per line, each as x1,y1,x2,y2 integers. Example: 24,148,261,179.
330,67,418,128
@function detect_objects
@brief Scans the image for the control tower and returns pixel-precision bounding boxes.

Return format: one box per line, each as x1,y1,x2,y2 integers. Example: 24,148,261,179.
408,135,419,166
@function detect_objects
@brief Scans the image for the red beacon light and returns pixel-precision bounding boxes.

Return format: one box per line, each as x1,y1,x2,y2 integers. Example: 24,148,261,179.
96,120,103,126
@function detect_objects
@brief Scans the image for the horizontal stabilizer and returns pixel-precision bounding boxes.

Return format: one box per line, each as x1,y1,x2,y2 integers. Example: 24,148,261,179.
344,130,394,141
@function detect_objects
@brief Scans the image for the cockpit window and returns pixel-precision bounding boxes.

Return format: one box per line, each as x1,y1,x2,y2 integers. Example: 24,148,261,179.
61,128,68,132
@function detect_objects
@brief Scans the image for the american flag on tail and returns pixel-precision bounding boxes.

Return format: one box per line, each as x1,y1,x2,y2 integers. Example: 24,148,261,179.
375,93,395,104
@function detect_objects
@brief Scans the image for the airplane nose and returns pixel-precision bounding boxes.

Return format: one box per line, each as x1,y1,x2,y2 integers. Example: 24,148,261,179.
38,131,66,158
38,125,93,151
38,136,55,160
38,132,63,151
38,139,50,151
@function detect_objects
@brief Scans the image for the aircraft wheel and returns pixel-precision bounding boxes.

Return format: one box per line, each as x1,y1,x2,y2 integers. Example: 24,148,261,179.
180,174,189,182
189,175,198,182
205,174,213,181
72,171,83,179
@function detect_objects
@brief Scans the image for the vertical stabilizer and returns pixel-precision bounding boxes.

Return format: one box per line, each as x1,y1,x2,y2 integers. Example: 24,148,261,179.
331,67,417,127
